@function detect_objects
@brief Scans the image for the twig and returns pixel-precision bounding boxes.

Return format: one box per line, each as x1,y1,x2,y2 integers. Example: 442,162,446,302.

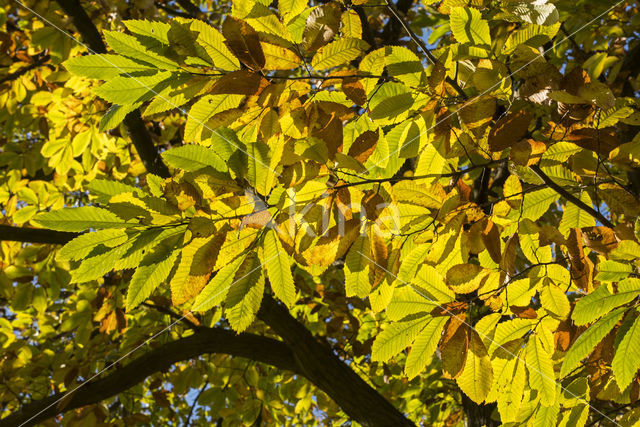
529,164,614,228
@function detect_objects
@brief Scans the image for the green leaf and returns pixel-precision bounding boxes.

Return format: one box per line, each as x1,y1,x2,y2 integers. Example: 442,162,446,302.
87,179,143,204
33,206,132,232
405,316,448,379
371,316,429,362
311,37,369,70
177,18,241,70
595,260,632,282
383,46,426,87
488,318,535,355
64,54,156,79
104,30,179,70
70,243,131,283
526,334,556,406
184,94,244,143
161,144,227,172
192,256,245,312
450,7,491,46
456,331,493,404
126,249,179,310
345,234,371,298
520,188,559,221
124,20,171,45
540,282,570,319
226,253,265,332
559,191,596,237
414,265,456,303
612,313,640,391
57,229,128,262
572,279,640,325
560,307,627,377
94,71,174,105
99,103,140,131
264,229,296,307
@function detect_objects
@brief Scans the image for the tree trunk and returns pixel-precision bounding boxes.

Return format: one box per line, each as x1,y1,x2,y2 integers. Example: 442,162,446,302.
461,393,498,427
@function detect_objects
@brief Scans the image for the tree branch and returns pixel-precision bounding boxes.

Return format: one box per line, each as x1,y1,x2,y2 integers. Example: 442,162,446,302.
0,225,79,244
54,0,171,178
529,164,614,228
0,54,50,85
383,0,467,99
258,293,415,427
0,328,297,427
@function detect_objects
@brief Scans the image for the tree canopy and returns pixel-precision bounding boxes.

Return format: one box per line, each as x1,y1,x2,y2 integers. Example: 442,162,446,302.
1,0,640,425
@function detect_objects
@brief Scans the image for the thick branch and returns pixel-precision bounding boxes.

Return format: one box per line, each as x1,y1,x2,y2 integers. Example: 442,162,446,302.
0,328,297,427
529,164,614,228
258,294,415,427
0,54,50,85
0,225,79,244
54,0,171,178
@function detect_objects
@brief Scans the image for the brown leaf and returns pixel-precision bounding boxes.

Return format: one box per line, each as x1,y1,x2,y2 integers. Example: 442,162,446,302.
488,110,533,152
481,219,502,264
555,318,575,351
581,226,619,255
348,130,378,163
222,17,265,70
564,127,619,156
500,234,518,277
441,317,469,379
566,228,594,292
511,306,537,319
303,3,341,52
458,95,496,139
343,77,367,106
210,69,268,95
430,301,468,317
509,139,546,166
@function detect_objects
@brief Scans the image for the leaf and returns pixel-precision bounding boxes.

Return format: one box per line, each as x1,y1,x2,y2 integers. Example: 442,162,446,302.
311,38,369,70
383,46,426,88
559,191,596,237
161,144,227,172
345,234,371,298
560,307,627,377
33,207,132,232
595,260,632,282
371,316,429,362
521,188,559,221
57,229,128,262
612,313,640,391
540,282,570,319
489,318,535,355
103,31,179,69
226,253,265,332
175,18,240,70
572,278,640,325
441,318,469,379
456,330,493,403
261,42,301,70
445,263,488,294
449,7,491,46
94,71,174,105
126,249,179,310
264,228,295,307
405,316,448,379
526,334,556,406
64,54,156,79
192,255,245,312
221,17,265,70
488,110,533,152
184,94,244,143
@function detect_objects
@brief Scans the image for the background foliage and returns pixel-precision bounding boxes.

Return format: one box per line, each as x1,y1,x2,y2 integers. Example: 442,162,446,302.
2,0,640,425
